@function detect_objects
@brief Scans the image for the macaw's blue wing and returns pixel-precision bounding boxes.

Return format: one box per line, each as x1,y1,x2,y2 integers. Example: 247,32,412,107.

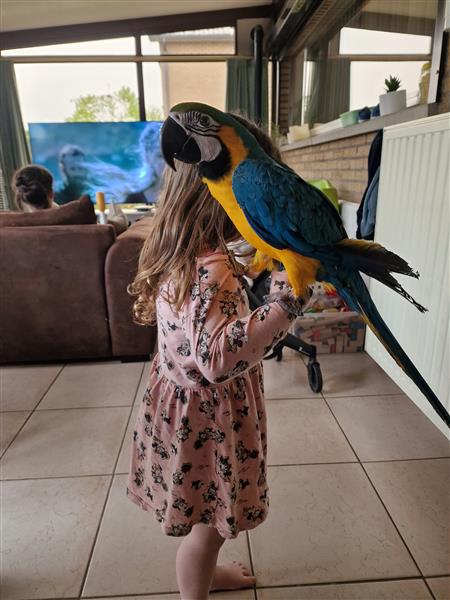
231,158,348,257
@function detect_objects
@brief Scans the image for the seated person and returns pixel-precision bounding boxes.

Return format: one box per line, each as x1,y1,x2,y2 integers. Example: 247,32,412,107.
12,164,127,234
12,165,58,212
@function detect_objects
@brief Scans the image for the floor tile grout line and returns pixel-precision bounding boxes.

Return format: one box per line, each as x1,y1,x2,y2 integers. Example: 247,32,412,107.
362,456,450,463
0,363,66,460
2,473,122,482
35,404,138,411
321,392,406,399
269,457,450,467
321,393,436,597
253,584,258,600
254,574,440,589
265,392,408,402
78,361,146,599
4,456,449,483
267,461,358,468
38,592,180,600
33,363,67,410
319,389,361,463
29,573,449,600
265,392,407,401
245,529,257,582
76,471,116,600
359,462,438,600
31,592,177,600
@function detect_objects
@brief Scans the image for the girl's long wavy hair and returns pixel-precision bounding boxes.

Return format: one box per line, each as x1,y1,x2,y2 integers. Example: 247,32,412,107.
130,115,282,326
130,162,241,325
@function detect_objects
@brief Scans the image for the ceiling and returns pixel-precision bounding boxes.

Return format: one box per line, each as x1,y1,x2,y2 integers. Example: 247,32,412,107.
1,0,273,33
364,0,437,20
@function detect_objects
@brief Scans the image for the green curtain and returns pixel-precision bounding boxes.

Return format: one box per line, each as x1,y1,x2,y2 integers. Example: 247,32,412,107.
305,52,350,126
0,61,31,210
226,59,268,129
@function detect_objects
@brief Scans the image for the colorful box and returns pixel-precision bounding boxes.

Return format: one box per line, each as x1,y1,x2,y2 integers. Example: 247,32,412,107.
293,311,366,354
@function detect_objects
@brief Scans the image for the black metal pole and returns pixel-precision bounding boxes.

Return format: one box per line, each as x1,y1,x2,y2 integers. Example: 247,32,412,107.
135,36,146,121
251,25,264,124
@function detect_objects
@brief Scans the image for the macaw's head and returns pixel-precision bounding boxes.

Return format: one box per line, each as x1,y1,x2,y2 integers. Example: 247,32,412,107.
160,102,262,181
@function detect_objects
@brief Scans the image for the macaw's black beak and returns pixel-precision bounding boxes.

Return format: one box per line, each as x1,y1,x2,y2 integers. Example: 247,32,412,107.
160,115,201,171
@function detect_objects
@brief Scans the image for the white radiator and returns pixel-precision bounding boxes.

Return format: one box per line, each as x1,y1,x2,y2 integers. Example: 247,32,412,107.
365,112,450,436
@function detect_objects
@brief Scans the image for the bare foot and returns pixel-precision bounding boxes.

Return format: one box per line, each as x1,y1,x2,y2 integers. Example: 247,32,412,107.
211,561,256,591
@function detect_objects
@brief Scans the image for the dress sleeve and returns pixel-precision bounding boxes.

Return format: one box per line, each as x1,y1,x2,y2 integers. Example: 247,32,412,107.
184,258,296,384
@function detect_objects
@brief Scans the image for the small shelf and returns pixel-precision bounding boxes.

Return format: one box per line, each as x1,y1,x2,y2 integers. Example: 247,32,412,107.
279,104,435,152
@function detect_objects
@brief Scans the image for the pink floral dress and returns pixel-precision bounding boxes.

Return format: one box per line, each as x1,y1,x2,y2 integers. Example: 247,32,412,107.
126,252,295,539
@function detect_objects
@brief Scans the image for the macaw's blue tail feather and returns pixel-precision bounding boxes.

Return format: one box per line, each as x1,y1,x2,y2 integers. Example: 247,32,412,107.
336,274,450,429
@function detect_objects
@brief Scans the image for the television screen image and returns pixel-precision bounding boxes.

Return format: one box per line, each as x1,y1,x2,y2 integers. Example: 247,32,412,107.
29,121,164,205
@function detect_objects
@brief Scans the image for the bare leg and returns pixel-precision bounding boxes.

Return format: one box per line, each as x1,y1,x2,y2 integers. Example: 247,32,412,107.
176,523,224,600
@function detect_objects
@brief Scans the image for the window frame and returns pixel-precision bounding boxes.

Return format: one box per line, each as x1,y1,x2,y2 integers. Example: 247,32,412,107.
273,0,447,138
1,29,240,122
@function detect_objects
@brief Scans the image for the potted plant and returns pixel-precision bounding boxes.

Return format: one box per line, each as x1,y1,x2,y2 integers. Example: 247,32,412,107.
379,75,406,116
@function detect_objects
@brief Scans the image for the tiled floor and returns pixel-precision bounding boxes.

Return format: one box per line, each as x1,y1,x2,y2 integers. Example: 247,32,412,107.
1,352,449,600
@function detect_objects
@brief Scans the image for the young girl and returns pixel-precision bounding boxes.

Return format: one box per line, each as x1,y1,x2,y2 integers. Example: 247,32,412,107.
127,123,303,600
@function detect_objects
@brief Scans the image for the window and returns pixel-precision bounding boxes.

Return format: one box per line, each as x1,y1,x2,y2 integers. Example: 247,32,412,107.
4,27,233,210
14,63,139,125
289,0,437,127
339,28,432,55
8,29,233,126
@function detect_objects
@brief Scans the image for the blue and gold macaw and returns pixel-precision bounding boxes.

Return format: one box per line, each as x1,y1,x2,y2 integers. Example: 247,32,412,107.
160,102,450,427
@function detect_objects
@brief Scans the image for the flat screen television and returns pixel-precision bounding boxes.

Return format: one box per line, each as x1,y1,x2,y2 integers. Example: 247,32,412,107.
29,121,163,204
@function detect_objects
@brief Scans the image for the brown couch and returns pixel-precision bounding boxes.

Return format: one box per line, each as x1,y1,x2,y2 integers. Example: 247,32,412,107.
0,197,156,363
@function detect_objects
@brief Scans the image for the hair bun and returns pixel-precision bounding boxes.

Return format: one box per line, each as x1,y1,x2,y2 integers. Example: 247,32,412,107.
15,176,28,188
18,180,49,209
13,164,54,210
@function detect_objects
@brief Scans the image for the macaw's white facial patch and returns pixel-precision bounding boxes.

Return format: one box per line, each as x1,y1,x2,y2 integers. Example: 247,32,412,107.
169,110,223,164
190,132,222,163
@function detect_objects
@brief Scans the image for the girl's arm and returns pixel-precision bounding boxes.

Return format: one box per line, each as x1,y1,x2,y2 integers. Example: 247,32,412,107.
185,259,301,384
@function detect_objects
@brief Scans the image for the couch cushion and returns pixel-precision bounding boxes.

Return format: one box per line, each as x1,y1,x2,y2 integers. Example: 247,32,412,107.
0,195,97,227
0,225,115,362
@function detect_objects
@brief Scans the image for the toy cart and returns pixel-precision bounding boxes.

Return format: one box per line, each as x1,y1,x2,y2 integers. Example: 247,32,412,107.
246,273,323,393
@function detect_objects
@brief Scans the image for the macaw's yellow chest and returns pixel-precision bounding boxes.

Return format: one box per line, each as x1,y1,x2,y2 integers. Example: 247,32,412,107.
205,175,275,257
202,124,279,259
204,176,320,298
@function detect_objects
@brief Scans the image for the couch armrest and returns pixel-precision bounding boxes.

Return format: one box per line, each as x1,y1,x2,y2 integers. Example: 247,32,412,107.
105,217,156,358
0,225,115,363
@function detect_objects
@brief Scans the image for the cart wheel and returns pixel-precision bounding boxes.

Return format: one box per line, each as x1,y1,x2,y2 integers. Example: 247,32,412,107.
307,360,323,393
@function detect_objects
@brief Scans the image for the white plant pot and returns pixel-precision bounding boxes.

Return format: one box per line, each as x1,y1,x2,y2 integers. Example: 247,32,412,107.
379,89,407,116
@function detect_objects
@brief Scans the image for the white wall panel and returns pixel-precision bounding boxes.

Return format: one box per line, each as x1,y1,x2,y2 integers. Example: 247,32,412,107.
365,113,450,436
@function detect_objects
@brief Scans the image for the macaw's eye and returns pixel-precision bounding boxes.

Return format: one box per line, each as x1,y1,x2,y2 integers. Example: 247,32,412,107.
200,115,210,126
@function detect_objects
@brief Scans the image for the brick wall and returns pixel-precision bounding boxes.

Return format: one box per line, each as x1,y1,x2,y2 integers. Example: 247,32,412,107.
281,132,376,203
278,60,290,130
